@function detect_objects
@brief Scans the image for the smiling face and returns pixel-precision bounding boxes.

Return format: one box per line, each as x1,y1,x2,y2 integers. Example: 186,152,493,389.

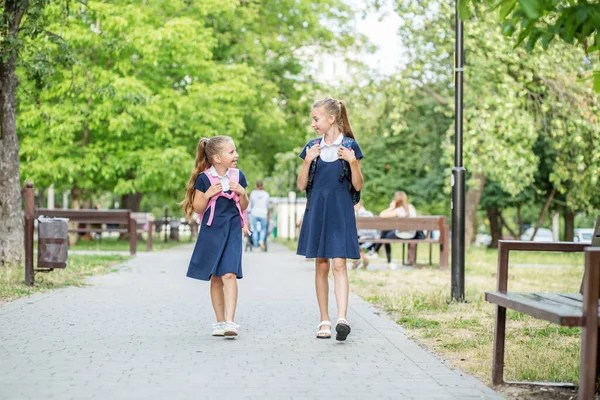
213,139,239,169
311,106,335,135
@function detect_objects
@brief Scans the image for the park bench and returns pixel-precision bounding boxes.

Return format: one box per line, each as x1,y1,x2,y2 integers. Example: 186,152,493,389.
355,216,449,268
485,217,600,399
35,208,139,255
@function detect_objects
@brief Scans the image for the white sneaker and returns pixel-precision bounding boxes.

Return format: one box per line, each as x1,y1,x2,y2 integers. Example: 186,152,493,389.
223,321,240,338
212,322,225,336
388,262,398,270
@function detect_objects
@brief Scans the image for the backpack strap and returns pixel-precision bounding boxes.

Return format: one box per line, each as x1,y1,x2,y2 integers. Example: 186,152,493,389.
341,137,355,148
200,168,247,228
306,138,321,149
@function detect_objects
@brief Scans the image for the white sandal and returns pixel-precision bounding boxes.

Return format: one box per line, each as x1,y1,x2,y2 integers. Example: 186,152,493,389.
223,321,240,338
316,320,332,339
212,322,225,337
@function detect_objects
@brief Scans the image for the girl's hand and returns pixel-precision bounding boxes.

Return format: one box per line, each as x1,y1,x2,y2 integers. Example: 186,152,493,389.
338,146,356,163
230,182,246,196
305,145,321,162
204,182,223,199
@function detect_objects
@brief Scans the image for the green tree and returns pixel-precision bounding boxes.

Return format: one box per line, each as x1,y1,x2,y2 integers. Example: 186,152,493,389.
1,0,58,266
461,0,600,92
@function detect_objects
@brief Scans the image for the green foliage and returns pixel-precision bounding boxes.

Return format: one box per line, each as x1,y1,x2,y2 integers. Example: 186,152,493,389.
462,0,599,93
17,0,363,217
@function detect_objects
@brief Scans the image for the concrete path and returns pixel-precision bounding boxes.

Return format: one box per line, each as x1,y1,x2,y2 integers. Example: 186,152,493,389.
0,242,502,400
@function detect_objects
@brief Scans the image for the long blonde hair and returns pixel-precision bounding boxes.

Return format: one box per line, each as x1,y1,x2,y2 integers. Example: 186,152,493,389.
394,191,410,216
313,97,355,139
181,135,232,220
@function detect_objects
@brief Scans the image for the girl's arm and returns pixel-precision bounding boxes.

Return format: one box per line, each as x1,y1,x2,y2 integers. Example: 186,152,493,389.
192,182,223,214
297,145,321,191
239,191,249,211
348,159,364,191
230,182,249,211
297,159,311,191
338,146,363,191
192,190,211,214
379,208,398,218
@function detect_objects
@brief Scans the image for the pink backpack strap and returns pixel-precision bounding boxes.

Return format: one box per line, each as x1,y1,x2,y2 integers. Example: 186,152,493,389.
200,168,247,227
228,169,247,227
200,170,220,226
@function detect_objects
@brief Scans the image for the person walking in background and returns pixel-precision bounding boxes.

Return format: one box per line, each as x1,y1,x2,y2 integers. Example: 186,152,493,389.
373,191,417,270
181,135,249,339
248,180,270,251
297,97,364,341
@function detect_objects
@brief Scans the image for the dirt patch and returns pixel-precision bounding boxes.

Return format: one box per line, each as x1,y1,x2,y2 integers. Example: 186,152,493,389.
496,384,586,399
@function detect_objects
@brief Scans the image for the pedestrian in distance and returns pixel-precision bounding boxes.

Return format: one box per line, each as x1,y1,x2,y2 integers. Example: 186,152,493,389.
181,135,249,339
296,97,364,341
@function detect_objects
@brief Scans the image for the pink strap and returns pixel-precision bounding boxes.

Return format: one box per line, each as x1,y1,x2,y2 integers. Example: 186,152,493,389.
199,169,246,227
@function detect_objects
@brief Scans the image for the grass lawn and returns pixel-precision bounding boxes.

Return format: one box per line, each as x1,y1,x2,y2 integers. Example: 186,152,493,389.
69,235,192,252
349,244,584,388
0,253,130,304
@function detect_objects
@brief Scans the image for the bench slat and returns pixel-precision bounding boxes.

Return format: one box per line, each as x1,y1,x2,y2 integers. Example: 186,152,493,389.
485,291,592,327
535,293,583,309
359,238,439,244
35,208,130,223
356,216,445,231
69,228,128,233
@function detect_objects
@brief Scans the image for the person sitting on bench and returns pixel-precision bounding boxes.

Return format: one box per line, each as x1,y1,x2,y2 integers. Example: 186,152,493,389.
372,191,417,270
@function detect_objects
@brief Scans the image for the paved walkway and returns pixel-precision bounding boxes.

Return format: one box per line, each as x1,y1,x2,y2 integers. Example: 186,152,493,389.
0,242,502,400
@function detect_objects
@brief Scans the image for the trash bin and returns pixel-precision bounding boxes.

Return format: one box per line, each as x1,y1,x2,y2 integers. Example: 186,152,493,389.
169,220,181,241
37,216,69,269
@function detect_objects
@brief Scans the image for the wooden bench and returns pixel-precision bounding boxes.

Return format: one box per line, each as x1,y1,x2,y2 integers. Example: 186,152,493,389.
356,216,449,268
486,236,600,399
131,212,155,251
35,208,138,255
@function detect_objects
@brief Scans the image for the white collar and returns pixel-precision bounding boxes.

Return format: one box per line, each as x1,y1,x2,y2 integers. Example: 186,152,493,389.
209,165,229,179
320,134,343,148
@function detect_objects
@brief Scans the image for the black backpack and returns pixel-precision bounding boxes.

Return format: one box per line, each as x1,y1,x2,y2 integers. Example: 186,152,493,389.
305,137,360,210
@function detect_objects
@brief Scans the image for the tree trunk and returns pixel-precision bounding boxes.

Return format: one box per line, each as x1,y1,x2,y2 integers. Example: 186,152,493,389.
68,187,82,246
487,206,502,249
121,193,142,212
564,210,575,242
529,188,556,240
119,193,143,240
0,54,24,267
516,204,523,237
465,173,486,249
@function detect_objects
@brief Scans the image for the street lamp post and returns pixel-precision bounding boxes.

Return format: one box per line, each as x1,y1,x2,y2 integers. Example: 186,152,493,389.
451,2,466,302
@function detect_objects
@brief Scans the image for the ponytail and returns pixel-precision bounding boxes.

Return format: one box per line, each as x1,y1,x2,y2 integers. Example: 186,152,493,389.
182,138,210,220
181,135,233,221
337,100,355,139
312,97,355,139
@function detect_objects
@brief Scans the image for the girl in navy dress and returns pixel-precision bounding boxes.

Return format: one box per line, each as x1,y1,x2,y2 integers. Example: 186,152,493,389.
182,135,249,338
297,98,364,341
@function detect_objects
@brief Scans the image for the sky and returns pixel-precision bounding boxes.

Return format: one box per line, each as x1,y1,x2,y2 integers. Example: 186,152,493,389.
351,0,405,75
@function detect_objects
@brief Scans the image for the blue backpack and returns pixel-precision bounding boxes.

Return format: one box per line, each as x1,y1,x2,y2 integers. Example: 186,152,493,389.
305,137,361,210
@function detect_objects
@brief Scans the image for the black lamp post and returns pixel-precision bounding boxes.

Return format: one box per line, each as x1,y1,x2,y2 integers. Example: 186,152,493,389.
451,2,466,302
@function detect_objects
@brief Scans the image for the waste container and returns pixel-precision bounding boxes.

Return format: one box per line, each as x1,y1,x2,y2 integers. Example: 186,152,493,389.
169,219,181,241
37,216,69,269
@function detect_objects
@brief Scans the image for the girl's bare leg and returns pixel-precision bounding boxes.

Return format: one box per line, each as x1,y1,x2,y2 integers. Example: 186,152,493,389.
210,275,225,322
221,273,238,322
331,258,349,319
315,258,331,323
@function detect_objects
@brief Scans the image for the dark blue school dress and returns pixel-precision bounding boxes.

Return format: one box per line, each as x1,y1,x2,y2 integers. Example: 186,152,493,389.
296,139,363,259
187,170,248,281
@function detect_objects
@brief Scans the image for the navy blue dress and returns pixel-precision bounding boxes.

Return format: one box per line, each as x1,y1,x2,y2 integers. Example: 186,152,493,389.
187,170,248,281
296,139,363,259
